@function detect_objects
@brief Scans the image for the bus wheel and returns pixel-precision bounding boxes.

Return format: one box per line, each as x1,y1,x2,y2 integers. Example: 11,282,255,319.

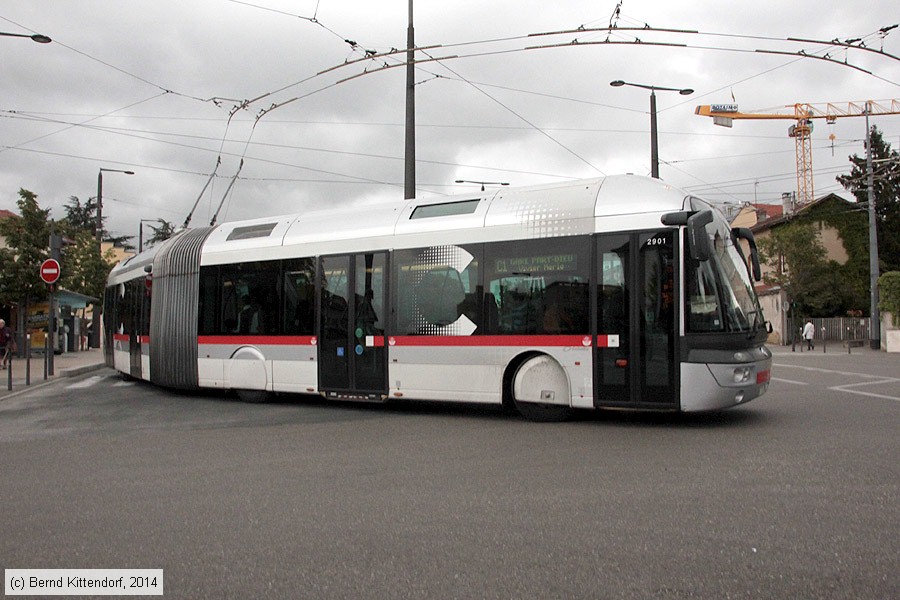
510,354,572,422
236,389,270,403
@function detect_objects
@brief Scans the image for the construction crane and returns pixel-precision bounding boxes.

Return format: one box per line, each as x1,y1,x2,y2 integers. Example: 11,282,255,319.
695,100,900,205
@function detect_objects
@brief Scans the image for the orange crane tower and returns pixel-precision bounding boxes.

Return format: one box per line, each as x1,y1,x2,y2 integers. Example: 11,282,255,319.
695,100,900,205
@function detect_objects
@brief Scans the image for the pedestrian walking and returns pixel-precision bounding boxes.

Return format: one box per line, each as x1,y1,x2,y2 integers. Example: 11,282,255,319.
803,320,815,351
0,319,15,369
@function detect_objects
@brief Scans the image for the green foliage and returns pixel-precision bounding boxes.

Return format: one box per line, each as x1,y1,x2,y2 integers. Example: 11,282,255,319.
757,221,844,317
60,195,98,234
879,271,900,316
0,189,51,307
802,196,869,313
59,229,117,301
836,126,900,274
143,218,176,250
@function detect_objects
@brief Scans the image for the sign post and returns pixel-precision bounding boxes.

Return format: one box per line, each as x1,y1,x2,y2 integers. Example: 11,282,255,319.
39,258,60,375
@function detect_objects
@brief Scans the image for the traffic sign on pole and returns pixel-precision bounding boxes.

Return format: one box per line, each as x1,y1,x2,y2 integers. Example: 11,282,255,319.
40,258,61,284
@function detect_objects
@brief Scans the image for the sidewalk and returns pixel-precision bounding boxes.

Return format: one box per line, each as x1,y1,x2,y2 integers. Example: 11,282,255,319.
0,347,107,399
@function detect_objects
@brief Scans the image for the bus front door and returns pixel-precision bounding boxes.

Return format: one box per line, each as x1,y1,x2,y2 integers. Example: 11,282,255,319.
318,252,388,400
595,231,677,407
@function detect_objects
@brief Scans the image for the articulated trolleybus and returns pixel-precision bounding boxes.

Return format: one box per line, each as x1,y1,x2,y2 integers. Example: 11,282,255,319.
105,175,771,421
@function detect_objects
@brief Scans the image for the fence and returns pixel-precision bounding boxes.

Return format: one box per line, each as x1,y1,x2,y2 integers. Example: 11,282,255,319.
4,331,56,391
790,317,871,345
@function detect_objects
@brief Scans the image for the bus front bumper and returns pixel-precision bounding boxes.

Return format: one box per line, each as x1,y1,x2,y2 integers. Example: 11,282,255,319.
680,348,772,412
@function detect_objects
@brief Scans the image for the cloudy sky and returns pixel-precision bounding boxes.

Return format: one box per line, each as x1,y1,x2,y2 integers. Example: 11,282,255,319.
2,1,898,245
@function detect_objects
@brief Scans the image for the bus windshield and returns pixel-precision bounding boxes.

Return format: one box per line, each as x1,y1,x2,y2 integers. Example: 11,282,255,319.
686,202,764,334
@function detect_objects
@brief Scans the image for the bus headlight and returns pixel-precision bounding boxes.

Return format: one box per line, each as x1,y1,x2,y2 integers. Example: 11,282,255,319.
733,366,752,383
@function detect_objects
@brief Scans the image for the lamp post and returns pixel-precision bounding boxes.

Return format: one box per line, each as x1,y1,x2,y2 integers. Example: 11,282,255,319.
93,168,134,349
609,80,693,179
455,180,509,192
0,31,52,43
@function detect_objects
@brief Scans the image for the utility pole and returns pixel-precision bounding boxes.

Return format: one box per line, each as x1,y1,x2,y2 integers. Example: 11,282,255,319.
404,0,416,200
865,106,881,350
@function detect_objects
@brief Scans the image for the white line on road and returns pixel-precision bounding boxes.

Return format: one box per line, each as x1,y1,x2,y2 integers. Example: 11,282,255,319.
771,377,809,385
775,364,900,402
65,375,105,390
829,380,900,402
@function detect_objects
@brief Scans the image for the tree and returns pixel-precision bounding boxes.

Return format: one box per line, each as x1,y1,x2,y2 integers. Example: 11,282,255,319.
0,189,52,317
60,195,135,251
59,229,117,301
836,126,900,273
57,195,118,301
757,222,844,317
61,195,98,233
143,218,176,249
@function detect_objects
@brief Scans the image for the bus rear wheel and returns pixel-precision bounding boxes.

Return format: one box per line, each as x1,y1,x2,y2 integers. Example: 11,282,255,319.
509,354,573,422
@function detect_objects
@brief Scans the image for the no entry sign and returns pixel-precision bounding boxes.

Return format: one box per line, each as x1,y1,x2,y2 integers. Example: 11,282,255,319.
40,258,61,284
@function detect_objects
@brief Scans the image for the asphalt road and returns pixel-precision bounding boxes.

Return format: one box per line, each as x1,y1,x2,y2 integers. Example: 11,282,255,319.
1,349,898,599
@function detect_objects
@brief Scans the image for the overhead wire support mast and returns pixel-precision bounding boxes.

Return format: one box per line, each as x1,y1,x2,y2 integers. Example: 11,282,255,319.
695,100,900,206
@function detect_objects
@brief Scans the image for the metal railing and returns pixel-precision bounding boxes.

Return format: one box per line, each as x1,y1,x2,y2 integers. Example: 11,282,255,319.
5,332,55,391
790,317,872,353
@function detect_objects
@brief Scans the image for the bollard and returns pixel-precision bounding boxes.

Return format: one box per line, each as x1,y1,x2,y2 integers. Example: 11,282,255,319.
847,327,851,354
822,327,827,354
44,335,49,380
6,348,11,391
25,334,31,386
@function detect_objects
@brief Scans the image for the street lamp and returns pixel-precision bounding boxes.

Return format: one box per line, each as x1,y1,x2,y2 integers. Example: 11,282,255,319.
93,168,134,349
455,180,509,192
0,31,52,43
610,79,693,179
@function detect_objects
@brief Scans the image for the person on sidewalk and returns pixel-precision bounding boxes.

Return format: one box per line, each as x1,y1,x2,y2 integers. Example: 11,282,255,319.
0,319,15,369
803,320,815,351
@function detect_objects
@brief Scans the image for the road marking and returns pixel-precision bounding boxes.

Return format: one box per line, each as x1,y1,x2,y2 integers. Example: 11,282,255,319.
829,380,900,402
771,377,808,385
776,364,900,402
65,375,105,390
113,381,134,387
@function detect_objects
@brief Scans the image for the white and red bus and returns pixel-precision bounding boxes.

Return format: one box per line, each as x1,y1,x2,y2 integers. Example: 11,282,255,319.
105,175,771,420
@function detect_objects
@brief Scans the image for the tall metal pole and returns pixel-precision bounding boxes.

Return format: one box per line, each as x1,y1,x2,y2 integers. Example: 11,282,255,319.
92,168,133,349
404,0,416,199
96,171,104,244
865,106,881,350
93,171,104,349
649,89,659,179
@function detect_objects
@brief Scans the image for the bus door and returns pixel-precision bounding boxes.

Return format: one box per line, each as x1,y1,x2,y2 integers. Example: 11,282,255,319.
318,252,388,399
128,280,142,378
595,231,677,406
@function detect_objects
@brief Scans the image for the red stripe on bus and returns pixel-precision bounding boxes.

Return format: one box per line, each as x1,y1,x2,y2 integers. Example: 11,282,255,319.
198,335,318,346
389,335,592,347
195,335,604,348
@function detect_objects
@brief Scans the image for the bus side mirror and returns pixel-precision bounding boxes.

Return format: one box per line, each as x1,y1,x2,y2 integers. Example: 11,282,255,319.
687,209,713,262
732,227,762,282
